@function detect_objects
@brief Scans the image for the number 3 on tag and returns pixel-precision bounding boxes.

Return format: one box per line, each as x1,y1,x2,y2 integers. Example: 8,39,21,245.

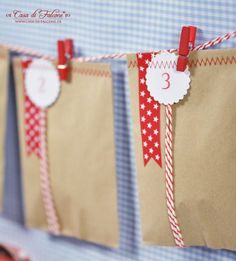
162,72,170,89
146,52,191,105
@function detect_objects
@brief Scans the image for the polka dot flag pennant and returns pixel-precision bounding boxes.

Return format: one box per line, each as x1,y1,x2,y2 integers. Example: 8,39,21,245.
137,52,162,167
22,60,42,159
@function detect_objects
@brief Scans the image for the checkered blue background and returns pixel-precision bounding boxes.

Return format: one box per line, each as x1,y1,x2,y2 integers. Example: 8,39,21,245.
0,1,236,260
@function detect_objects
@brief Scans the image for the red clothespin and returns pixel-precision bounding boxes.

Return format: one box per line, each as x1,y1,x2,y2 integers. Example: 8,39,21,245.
57,39,74,81
176,26,197,72
64,38,74,59
189,26,197,49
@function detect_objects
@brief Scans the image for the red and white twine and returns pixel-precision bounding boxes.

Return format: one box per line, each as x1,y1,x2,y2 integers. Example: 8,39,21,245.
2,30,234,240
162,31,236,247
194,31,236,51
39,109,60,234
164,105,185,247
0,30,235,62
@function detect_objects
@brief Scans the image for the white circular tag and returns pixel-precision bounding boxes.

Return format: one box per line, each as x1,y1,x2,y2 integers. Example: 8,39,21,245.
146,52,190,105
25,59,60,108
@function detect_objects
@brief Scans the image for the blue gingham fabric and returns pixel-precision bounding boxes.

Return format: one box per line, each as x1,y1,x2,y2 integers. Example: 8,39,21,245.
0,1,236,260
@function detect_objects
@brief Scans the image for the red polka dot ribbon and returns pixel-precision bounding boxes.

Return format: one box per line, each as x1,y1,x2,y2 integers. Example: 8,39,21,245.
137,52,162,167
22,60,42,158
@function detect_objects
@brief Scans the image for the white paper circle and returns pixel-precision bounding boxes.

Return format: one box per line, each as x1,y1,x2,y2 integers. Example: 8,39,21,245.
25,59,60,108
146,52,190,105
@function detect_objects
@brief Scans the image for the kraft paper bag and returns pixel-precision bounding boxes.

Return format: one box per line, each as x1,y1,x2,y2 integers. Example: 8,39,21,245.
0,47,9,210
13,58,119,247
127,49,236,250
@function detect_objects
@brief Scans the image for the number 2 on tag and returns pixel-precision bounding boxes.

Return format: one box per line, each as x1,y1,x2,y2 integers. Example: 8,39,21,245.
38,77,45,93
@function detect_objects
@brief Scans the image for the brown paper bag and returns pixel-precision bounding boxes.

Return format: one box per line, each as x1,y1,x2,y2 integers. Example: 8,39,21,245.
127,49,236,250
0,47,9,209
13,59,119,247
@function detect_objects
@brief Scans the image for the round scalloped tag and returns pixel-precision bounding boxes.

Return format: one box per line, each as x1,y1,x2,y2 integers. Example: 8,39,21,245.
25,59,60,108
145,52,190,105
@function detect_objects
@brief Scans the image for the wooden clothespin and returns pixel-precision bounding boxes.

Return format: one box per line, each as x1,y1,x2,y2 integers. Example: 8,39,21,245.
176,26,197,72
57,39,74,80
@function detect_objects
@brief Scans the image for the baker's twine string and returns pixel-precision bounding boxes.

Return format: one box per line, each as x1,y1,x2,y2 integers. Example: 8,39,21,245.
0,30,235,61
164,105,185,247
39,110,60,234
163,31,236,248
